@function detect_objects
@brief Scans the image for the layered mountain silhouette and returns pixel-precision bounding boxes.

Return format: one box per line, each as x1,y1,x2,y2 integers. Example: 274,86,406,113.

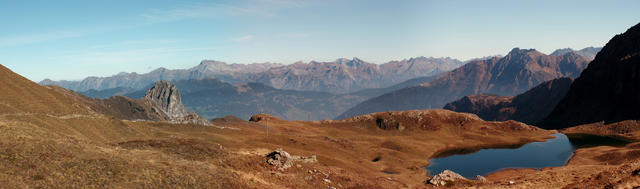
40,60,282,92
551,47,602,60
250,57,463,93
542,23,640,129
444,77,573,125
118,78,369,120
336,48,590,119
79,74,443,120
41,57,463,94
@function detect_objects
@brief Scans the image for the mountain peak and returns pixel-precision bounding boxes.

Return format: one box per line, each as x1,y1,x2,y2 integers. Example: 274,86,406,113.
551,48,574,56
144,80,187,119
143,80,210,125
508,48,538,55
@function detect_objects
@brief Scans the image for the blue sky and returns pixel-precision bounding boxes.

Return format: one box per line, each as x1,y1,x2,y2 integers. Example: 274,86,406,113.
1,0,639,82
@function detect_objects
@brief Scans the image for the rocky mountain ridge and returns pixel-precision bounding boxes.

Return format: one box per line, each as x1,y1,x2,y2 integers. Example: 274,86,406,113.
40,60,283,92
250,57,463,93
40,57,464,94
336,48,590,119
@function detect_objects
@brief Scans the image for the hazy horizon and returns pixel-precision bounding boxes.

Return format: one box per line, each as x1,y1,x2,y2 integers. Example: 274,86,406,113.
2,0,638,81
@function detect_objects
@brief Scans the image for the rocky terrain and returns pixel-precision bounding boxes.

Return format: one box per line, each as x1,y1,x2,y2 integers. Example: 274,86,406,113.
337,48,590,119
542,22,640,129
444,77,573,125
41,57,463,94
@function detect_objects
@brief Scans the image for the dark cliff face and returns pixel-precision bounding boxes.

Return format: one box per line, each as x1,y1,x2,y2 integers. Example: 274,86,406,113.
336,49,589,119
444,78,573,125
542,23,640,129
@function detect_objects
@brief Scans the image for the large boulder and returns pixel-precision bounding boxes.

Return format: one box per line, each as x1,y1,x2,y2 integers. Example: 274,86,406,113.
428,170,468,186
265,148,317,170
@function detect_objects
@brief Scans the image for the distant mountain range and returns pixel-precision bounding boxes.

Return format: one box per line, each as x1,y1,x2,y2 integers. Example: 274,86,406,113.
249,57,463,93
443,77,573,125
43,47,599,121
550,47,602,60
40,57,464,94
40,61,283,92
80,75,442,120
336,48,591,119
542,23,640,129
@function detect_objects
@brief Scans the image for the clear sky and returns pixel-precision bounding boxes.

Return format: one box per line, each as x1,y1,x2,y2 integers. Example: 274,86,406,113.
1,0,639,82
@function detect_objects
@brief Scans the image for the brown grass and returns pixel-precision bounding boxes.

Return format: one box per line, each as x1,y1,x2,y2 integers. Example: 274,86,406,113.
6,64,632,188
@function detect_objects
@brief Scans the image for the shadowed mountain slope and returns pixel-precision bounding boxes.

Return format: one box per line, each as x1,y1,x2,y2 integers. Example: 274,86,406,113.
542,22,640,129
444,78,573,125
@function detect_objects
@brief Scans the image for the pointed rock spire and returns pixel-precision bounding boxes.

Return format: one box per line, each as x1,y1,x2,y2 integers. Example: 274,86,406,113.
144,80,210,125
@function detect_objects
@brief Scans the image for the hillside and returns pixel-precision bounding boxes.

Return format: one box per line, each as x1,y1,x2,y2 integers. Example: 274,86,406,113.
0,64,252,187
444,78,573,125
5,60,640,188
1,63,562,188
336,49,589,119
542,22,640,129
0,64,92,115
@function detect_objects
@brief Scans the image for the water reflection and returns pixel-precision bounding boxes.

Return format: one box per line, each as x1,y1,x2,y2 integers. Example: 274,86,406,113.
425,133,631,178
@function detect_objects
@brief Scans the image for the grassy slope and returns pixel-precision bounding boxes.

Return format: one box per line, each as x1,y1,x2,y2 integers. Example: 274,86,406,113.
5,64,640,188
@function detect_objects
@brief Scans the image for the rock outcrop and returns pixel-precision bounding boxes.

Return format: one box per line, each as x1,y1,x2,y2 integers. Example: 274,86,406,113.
444,78,573,125
542,22,640,129
428,170,468,186
265,148,317,171
143,81,210,125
